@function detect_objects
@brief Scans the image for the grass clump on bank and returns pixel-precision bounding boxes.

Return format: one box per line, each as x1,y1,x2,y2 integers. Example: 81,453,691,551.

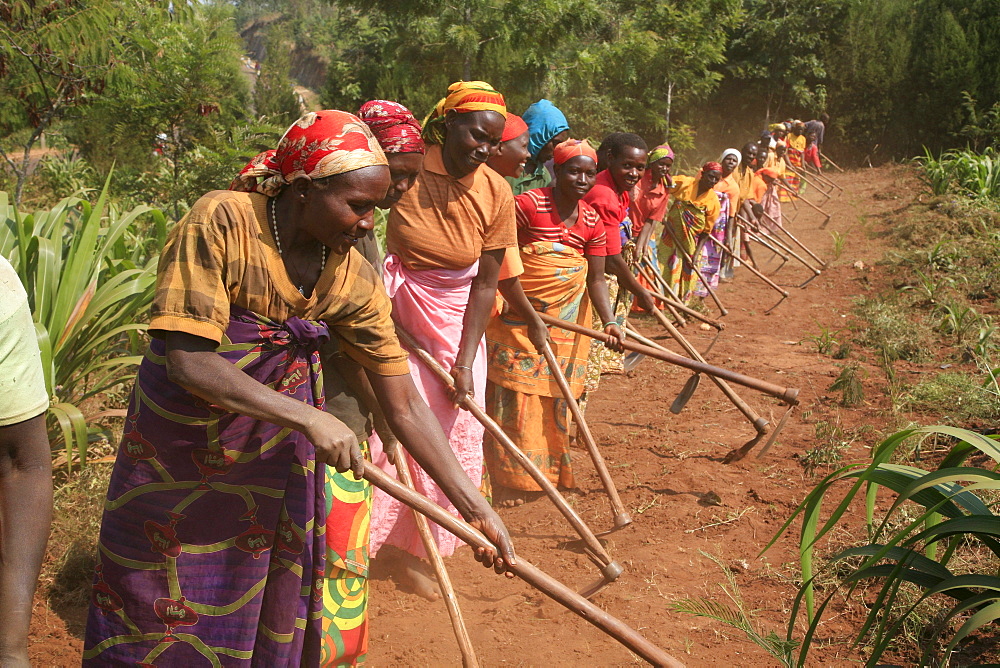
904,372,1000,424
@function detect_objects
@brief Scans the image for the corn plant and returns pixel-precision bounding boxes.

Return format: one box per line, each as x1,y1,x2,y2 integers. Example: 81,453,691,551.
936,301,981,347
829,230,847,260
0,178,163,471
802,324,845,356
918,147,1000,200
766,426,1000,667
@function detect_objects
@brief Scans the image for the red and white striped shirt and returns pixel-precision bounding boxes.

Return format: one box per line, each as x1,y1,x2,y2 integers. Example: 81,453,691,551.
514,187,608,256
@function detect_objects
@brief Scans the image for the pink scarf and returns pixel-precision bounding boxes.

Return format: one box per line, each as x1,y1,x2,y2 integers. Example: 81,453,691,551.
368,254,487,558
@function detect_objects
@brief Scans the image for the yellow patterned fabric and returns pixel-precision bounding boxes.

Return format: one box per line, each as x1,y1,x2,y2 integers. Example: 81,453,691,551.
486,242,592,398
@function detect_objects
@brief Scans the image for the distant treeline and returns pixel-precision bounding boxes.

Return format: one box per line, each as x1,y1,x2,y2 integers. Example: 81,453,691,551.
235,0,1000,163
3,0,998,213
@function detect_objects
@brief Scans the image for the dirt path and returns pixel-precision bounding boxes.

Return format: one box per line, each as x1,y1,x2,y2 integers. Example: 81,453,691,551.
28,165,915,666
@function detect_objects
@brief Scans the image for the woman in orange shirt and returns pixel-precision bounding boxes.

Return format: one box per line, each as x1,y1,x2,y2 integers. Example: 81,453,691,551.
370,81,517,598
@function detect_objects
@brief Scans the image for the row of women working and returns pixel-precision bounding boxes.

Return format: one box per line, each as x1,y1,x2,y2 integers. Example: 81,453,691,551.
77,79,790,666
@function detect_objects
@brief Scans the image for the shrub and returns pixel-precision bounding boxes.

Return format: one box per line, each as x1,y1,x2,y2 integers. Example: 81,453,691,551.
0,178,163,470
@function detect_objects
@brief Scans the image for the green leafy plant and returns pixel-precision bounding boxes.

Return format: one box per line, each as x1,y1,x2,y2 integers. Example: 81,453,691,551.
936,301,981,347
918,147,1000,200
672,551,798,667
830,363,865,407
0,178,162,471
767,426,1000,667
802,324,845,356
829,230,847,260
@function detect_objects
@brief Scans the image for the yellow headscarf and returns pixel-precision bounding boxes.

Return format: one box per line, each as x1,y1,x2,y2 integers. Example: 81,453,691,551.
422,80,507,144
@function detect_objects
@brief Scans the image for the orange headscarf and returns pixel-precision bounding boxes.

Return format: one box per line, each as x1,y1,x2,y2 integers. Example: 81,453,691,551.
501,113,529,142
552,138,597,165
421,80,507,144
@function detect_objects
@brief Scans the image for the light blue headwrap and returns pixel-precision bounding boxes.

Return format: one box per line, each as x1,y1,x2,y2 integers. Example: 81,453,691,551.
522,99,570,159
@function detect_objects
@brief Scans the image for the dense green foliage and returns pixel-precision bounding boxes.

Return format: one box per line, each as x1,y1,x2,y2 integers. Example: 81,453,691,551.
5,0,1000,214
0,182,162,471
768,426,1000,666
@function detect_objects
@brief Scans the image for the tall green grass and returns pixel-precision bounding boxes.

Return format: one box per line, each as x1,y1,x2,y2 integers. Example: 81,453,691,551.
767,426,1000,666
919,147,1000,200
0,177,163,471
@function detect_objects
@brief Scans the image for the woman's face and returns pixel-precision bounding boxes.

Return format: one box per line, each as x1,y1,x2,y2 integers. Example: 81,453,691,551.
536,129,570,166
776,144,786,157
554,155,597,200
609,146,646,191
379,152,424,209
650,156,673,182
698,169,722,191
486,130,530,178
443,110,505,178
296,165,391,254
721,154,739,176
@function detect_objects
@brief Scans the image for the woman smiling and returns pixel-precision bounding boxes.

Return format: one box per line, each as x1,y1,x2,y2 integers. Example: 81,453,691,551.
370,81,518,599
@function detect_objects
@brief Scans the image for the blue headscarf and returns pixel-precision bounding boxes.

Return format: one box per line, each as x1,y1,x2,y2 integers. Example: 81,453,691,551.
522,99,570,159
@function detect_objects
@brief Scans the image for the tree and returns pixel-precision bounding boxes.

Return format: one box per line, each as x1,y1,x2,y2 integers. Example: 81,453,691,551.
253,26,303,126
0,1,141,203
68,4,251,219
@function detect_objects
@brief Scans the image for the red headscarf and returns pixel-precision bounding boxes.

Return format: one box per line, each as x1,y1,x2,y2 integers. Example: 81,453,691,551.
701,161,723,174
230,111,387,196
552,138,598,165
501,113,529,142
756,167,780,180
357,100,425,154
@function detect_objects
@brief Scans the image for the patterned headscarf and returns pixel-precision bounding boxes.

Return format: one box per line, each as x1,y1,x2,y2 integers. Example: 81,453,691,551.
552,138,597,165
501,113,529,142
702,161,723,174
647,143,674,165
719,148,742,167
522,99,570,159
357,100,425,154
421,80,507,145
230,111,387,196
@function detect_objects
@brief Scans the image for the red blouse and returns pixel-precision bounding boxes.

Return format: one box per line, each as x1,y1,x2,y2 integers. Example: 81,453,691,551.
515,187,608,256
581,170,629,256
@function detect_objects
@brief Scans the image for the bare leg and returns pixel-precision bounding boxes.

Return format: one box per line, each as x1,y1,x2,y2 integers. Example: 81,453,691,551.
0,415,52,668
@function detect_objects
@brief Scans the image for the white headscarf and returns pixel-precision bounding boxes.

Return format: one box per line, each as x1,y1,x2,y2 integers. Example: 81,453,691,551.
719,148,742,167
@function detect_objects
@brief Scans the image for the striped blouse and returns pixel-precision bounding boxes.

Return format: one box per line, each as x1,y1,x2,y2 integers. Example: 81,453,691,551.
514,187,608,256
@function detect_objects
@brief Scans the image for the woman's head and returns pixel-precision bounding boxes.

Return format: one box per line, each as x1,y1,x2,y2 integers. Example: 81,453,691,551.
358,99,425,208
756,167,779,184
647,143,674,182
522,99,570,164
697,161,723,191
552,139,598,200
741,141,758,167
719,148,741,177
422,80,507,178
487,113,530,178
231,110,391,255
605,133,648,191
757,138,770,164
289,166,391,254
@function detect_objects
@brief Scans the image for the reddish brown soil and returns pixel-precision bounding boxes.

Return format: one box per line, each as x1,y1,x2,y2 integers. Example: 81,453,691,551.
29,165,915,666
